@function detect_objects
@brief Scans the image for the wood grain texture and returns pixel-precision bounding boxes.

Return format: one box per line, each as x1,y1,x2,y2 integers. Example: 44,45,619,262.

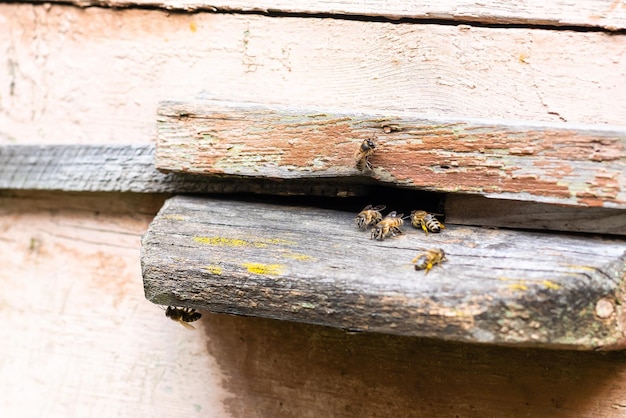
157,101,626,208
1,5,625,146
445,194,626,236
141,195,626,350
22,0,626,30
0,144,368,196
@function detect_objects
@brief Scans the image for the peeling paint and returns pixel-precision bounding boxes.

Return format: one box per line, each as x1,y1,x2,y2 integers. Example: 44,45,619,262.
158,103,626,208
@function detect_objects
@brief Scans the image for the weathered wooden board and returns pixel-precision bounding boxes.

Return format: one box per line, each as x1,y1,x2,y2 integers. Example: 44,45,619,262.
0,144,368,196
23,0,626,30
444,195,626,236
2,5,625,147
141,195,626,350
157,101,626,208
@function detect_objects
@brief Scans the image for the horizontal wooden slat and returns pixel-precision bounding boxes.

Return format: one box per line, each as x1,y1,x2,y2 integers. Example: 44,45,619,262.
141,195,626,350
2,5,625,147
3,144,625,235
157,101,626,208
23,0,626,30
444,195,626,236
0,144,368,196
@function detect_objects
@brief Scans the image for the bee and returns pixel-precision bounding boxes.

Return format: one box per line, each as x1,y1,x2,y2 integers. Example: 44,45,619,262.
165,306,202,330
371,211,404,240
410,210,446,234
412,248,447,274
355,204,386,229
355,138,377,171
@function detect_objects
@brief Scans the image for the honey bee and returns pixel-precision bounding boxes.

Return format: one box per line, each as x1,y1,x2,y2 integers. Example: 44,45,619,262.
355,204,386,229
410,210,446,234
165,306,202,330
412,248,447,274
355,138,377,171
371,211,404,240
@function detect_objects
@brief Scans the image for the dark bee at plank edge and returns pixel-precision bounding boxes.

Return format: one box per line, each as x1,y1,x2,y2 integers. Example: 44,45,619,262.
165,306,202,330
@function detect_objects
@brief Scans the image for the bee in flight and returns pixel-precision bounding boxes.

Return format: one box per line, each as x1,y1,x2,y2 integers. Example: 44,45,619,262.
410,210,446,234
412,248,447,274
355,204,386,229
371,211,404,240
165,306,202,330
354,138,377,171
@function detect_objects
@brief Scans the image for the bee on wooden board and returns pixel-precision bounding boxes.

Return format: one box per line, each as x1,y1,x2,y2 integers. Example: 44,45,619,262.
410,210,446,234
412,248,447,274
371,211,404,241
354,138,377,171
355,204,386,229
165,306,202,330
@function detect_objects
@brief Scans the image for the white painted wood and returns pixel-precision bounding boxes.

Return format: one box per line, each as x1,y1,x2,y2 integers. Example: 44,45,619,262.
0,4,624,146
0,192,232,417
24,0,626,30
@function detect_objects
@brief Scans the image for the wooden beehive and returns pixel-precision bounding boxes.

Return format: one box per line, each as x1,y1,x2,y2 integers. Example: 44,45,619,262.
1,1,625,416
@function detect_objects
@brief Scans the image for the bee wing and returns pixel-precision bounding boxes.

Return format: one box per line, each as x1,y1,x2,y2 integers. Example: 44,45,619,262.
362,204,373,211
387,211,397,218
177,320,197,330
372,205,386,211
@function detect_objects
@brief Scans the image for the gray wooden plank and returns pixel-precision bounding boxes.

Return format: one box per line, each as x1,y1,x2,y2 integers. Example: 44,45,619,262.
445,195,626,236
141,195,626,350
157,100,626,209
0,144,368,196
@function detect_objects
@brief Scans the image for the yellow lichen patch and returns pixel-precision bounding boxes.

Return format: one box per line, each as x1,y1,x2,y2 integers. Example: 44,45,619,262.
204,265,222,275
508,284,528,292
262,238,297,246
193,236,267,248
189,21,197,32
163,214,186,221
542,280,561,290
243,263,285,276
283,252,315,261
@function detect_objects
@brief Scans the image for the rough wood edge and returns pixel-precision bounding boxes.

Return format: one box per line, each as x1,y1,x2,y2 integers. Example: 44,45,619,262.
141,195,626,350
156,100,626,209
0,144,370,197
16,0,626,30
444,195,626,236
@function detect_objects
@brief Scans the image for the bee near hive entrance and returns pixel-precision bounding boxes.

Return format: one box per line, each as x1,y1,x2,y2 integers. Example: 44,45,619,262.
354,137,377,171
164,306,202,330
